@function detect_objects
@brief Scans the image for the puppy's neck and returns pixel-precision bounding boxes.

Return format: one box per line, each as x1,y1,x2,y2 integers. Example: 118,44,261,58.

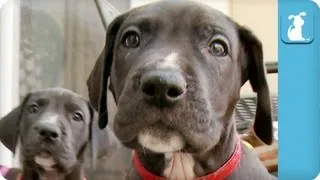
136,124,238,179
192,124,238,176
37,170,63,180
22,162,83,180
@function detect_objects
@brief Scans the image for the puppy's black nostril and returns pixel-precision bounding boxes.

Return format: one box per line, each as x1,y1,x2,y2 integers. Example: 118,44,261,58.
50,132,58,139
36,122,60,140
39,130,46,137
142,83,156,97
139,70,186,105
39,130,58,139
167,87,184,98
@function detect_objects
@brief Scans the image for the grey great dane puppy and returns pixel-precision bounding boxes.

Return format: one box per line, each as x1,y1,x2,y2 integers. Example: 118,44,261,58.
0,88,119,180
87,0,276,179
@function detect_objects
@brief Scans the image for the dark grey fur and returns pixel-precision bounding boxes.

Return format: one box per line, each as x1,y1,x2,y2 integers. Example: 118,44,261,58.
0,88,119,180
87,0,276,179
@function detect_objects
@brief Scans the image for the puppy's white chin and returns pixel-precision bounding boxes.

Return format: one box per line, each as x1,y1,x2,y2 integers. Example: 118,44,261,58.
137,131,185,153
34,154,56,171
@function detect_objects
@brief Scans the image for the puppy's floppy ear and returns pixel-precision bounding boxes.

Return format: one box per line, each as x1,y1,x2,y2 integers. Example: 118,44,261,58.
86,13,128,129
0,93,31,152
299,12,307,16
87,47,106,111
237,25,273,145
288,15,295,20
87,102,120,168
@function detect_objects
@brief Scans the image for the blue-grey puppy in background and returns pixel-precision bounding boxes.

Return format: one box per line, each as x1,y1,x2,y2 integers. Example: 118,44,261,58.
0,88,119,180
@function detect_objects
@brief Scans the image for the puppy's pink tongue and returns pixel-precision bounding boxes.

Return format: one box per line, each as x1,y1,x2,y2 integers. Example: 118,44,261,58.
163,152,195,179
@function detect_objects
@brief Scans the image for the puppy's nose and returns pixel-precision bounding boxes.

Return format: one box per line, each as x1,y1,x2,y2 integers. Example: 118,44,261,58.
140,70,186,105
34,121,60,140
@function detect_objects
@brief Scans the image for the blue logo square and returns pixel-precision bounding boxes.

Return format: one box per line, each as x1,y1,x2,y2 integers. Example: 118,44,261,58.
281,11,315,44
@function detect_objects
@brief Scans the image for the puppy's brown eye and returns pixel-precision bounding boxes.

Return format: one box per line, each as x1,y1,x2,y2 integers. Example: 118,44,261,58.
122,32,140,48
72,111,83,122
27,104,39,114
209,39,228,56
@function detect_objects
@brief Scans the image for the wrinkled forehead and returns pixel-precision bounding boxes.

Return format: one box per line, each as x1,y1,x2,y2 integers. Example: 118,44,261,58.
25,90,90,119
122,1,238,39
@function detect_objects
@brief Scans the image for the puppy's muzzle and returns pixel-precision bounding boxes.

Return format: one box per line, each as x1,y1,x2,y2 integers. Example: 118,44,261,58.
139,69,187,106
34,121,61,141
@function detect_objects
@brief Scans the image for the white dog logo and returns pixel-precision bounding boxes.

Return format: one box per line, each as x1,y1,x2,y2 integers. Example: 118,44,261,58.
287,12,307,41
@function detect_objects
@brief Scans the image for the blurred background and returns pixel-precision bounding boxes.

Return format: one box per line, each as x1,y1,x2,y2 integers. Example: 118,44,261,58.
0,0,278,179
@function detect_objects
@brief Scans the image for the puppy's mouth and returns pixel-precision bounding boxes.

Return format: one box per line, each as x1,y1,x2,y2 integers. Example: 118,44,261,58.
137,125,186,153
34,151,57,171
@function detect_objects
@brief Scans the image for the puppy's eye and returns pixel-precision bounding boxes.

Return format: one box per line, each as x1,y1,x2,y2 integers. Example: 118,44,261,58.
122,31,140,48
72,111,83,122
27,104,39,114
209,39,228,56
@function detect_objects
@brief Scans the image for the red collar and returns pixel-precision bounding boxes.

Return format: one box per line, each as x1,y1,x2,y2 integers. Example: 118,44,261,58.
133,139,242,180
